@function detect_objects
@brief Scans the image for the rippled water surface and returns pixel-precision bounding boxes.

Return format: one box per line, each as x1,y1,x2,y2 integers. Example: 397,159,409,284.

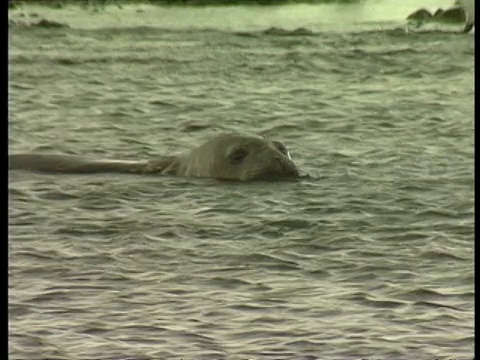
9,1,474,359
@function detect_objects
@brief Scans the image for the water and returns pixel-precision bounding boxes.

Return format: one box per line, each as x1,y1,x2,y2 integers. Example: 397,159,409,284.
8,1,474,359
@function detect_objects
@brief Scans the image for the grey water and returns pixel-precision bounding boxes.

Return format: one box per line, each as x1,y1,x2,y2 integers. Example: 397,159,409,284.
8,1,474,359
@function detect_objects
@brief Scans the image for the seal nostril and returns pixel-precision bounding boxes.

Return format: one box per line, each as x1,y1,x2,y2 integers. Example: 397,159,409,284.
274,157,298,177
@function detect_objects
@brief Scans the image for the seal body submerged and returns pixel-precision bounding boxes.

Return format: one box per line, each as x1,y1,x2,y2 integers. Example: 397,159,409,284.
9,133,300,181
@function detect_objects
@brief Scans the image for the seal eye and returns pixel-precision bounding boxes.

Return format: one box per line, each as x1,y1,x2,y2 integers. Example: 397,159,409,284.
228,147,248,164
273,141,293,161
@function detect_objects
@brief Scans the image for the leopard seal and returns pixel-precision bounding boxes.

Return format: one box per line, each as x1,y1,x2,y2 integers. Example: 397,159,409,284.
9,133,300,181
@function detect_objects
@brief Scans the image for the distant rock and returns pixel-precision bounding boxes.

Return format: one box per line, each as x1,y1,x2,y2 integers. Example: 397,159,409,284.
8,18,70,29
33,19,70,28
432,7,465,23
406,8,433,23
407,6,465,26
263,27,314,36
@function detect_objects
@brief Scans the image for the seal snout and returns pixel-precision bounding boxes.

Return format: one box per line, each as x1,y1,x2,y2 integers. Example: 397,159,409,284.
274,156,299,178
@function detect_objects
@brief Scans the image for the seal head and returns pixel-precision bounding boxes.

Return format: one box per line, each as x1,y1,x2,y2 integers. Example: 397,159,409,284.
165,133,299,181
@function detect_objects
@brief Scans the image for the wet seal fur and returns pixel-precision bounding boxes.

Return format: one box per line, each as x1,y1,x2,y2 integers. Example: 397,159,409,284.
9,133,300,181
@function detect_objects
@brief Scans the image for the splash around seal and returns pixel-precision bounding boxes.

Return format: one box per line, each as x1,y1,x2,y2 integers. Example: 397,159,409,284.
9,133,300,182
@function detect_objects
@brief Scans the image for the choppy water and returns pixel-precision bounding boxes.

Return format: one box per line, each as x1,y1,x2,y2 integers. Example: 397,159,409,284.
8,1,474,359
